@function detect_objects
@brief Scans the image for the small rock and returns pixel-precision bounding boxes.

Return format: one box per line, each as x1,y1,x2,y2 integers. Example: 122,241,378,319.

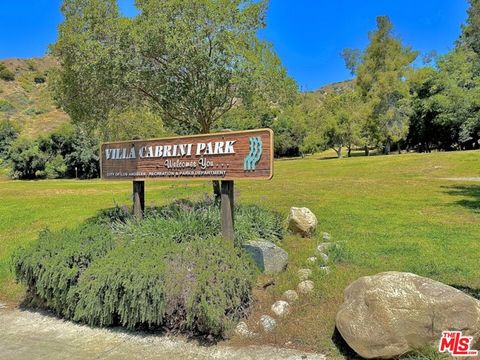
287,207,318,237
319,266,331,274
271,300,291,317
307,256,317,264
282,290,299,303
235,321,256,338
322,232,331,241
297,280,314,294
259,315,277,332
316,243,334,254
317,252,329,263
298,268,312,281
243,240,288,274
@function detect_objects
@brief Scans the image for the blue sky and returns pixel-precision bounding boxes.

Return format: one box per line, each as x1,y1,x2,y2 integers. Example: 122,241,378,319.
0,0,470,91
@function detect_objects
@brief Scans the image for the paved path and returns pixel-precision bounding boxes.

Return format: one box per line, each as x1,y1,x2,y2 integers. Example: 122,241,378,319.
443,177,480,182
0,306,326,360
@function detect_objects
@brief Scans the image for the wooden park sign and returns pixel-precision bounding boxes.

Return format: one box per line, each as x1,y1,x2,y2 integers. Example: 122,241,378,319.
100,129,274,241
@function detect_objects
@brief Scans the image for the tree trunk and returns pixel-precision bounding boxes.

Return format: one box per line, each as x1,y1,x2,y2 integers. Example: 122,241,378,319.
384,140,391,155
212,180,221,203
347,145,352,158
397,141,401,154
334,147,343,158
364,145,370,156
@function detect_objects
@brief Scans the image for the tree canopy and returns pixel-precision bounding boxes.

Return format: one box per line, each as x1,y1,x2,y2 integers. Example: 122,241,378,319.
51,0,296,139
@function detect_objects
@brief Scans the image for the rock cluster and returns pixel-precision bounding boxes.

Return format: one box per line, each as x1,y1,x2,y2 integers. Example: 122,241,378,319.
237,208,338,339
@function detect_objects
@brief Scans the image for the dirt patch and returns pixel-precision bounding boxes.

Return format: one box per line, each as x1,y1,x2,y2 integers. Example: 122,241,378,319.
443,177,480,182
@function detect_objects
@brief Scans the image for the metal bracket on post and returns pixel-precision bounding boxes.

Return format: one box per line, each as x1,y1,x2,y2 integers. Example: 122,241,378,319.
133,180,145,219
220,180,234,243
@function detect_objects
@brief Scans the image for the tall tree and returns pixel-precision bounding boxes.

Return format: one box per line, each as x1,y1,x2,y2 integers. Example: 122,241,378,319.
431,47,480,149
461,0,480,55
301,90,364,158
51,0,296,138
352,16,417,154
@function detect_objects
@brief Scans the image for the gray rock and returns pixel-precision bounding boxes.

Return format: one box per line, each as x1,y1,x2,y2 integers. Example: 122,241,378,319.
271,300,291,317
297,280,314,294
287,207,317,237
282,290,299,303
234,321,256,338
298,268,312,281
259,315,277,332
336,272,480,359
243,240,288,274
322,232,331,241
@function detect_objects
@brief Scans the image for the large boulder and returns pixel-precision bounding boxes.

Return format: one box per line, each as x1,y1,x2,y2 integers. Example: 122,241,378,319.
336,272,480,359
243,240,288,274
287,207,317,237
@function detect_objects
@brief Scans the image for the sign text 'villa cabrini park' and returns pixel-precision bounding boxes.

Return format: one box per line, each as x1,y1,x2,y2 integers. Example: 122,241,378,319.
100,129,273,181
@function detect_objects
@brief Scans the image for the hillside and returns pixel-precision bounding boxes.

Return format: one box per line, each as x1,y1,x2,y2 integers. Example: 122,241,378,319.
0,56,353,139
0,57,69,138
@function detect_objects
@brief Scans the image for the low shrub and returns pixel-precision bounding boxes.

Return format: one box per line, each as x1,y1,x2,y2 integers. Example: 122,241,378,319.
110,198,283,246
0,67,15,81
72,236,255,335
12,224,116,316
0,100,15,113
13,199,277,336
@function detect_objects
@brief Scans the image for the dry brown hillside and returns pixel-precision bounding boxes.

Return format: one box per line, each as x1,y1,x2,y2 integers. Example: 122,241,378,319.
0,57,70,138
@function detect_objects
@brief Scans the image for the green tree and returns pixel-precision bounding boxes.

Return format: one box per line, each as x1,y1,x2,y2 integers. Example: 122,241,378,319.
302,91,364,158
352,16,417,154
431,47,480,149
461,0,480,55
0,120,19,159
52,0,296,197
51,0,296,137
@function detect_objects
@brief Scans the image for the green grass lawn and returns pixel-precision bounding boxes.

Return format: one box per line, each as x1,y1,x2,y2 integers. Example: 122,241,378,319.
0,150,479,354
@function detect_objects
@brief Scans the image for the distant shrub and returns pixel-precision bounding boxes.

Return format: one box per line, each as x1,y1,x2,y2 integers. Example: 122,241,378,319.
9,138,46,179
13,199,279,336
24,108,47,116
8,126,100,179
0,66,15,81
0,100,15,113
44,154,67,179
34,73,46,84
0,120,18,158
25,59,37,71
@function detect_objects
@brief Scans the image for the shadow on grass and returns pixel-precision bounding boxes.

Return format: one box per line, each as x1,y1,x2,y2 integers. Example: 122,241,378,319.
331,327,363,359
450,284,480,300
442,185,480,212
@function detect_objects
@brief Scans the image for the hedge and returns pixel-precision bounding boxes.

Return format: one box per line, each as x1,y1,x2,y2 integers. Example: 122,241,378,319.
13,199,282,336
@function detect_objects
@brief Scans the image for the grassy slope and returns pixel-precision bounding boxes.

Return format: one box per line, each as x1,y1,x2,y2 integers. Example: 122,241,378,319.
0,150,479,354
0,57,69,138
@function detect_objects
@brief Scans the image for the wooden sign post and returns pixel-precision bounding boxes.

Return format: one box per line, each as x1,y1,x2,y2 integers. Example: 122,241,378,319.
100,129,273,242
